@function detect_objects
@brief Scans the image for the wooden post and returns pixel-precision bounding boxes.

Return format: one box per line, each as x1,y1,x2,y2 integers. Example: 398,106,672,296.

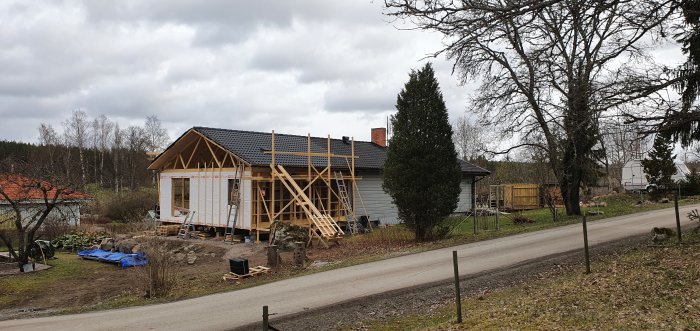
453,250,462,323
262,305,270,331
294,241,306,267
582,213,591,274
674,192,682,243
271,130,276,225
326,135,331,214
267,245,280,270
351,137,356,219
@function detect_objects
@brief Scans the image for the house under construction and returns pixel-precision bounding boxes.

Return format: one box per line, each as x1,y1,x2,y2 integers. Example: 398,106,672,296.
148,127,489,245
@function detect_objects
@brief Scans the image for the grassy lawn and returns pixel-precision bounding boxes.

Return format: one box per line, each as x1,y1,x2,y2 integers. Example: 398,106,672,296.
0,252,123,309
361,233,700,330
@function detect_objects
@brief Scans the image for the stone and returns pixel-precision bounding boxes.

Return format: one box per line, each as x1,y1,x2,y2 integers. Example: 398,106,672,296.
271,222,310,251
116,239,138,254
187,251,197,265
174,253,186,263
99,238,114,251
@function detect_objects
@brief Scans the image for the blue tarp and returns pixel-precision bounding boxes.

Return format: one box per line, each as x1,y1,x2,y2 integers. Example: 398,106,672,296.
77,249,148,268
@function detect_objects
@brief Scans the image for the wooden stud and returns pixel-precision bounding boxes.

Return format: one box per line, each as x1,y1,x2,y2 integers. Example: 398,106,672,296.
184,137,201,168
204,139,222,168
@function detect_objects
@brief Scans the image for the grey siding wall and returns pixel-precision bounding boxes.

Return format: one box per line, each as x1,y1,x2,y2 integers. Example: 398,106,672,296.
355,173,474,225
354,174,400,225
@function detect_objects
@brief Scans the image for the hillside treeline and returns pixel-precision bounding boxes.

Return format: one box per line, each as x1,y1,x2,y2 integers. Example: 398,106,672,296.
0,110,169,191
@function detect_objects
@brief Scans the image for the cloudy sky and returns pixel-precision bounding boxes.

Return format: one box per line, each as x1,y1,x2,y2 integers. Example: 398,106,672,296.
0,0,484,144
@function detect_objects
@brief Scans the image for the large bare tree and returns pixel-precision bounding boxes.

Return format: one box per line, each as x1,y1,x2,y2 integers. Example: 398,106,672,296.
385,0,678,214
0,158,83,271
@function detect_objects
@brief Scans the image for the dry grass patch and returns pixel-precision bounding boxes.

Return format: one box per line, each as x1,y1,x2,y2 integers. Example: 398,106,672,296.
366,235,700,330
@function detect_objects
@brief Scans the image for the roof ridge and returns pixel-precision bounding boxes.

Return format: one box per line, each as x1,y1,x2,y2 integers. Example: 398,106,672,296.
192,126,377,144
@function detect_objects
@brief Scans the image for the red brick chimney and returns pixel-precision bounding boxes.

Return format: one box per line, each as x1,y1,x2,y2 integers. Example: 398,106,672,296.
371,128,386,147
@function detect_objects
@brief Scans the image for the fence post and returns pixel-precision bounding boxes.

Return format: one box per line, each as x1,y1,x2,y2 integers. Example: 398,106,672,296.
674,193,682,243
262,305,269,331
582,213,591,274
453,250,462,323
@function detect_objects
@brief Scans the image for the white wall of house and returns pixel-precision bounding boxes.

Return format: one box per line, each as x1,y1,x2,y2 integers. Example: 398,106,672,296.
355,173,474,225
159,168,252,229
0,202,82,229
455,177,474,213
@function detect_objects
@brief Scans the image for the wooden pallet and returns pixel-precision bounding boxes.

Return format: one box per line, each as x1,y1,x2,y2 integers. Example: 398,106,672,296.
157,225,180,236
222,266,271,281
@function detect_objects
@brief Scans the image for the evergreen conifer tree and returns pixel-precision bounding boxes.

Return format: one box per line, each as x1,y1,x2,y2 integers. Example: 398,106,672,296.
382,63,461,241
641,133,677,195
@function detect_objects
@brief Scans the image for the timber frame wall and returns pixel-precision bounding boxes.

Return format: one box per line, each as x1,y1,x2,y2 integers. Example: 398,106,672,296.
153,129,362,242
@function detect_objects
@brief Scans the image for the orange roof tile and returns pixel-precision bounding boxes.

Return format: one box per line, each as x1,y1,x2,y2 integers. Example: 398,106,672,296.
0,174,91,201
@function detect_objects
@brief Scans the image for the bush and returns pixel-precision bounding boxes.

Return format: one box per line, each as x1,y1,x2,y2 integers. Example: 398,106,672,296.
37,217,73,241
52,231,108,251
135,237,178,298
680,170,700,196
102,190,157,222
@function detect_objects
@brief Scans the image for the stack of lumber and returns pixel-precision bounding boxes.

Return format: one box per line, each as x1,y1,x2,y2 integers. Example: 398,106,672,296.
222,266,270,281
157,225,180,236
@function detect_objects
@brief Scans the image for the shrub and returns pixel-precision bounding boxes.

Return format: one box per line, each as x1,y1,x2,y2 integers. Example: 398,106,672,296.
135,237,178,298
52,231,108,250
680,170,700,196
102,190,157,222
37,217,73,241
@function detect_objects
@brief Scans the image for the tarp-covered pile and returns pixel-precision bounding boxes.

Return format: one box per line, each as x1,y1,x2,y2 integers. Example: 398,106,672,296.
78,249,148,268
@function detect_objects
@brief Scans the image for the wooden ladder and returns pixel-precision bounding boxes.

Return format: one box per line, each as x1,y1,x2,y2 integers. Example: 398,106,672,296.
177,211,196,239
273,165,344,247
224,167,243,243
334,171,358,234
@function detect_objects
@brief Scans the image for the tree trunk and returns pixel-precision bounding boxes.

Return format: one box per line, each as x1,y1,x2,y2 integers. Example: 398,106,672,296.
78,147,86,188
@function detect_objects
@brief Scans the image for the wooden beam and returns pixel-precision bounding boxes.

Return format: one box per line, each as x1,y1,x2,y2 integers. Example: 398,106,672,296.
184,137,202,168
204,139,222,168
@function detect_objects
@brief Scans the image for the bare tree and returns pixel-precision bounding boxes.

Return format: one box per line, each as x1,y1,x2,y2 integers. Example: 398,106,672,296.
385,0,677,215
92,115,113,187
37,123,59,165
143,115,169,153
63,110,90,188
453,115,487,162
112,123,123,192
0,158,83,271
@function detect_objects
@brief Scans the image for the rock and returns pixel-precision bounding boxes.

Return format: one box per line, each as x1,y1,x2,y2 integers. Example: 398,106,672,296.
174,253,186,263
116,239,138,254
187,251,197,265
271,222,310,251
309,261,331,268
99,238,114,251
660,198,670,203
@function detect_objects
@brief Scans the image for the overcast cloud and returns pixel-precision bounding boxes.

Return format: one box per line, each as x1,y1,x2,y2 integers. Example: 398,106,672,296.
0,0,479,144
